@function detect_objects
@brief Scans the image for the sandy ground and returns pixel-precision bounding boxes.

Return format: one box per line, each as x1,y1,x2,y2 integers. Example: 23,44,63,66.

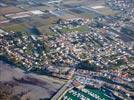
0,61,64,100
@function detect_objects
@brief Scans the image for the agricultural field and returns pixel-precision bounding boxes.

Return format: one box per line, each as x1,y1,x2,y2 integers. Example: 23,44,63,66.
0,6,23,15
58,25,89,33
0,15,6,21
1,23,30,32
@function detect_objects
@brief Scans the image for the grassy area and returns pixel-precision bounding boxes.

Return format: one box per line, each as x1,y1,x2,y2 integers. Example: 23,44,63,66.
128,57,134,63
45,32,55,36
2,23,29,32
59,25,89,33
0,15,6,20
82,13,96,19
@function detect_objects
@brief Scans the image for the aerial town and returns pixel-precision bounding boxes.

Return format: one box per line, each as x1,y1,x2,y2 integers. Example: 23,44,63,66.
0,0,134,100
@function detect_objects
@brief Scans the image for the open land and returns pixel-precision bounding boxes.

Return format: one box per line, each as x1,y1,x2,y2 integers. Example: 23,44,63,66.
0,61,64,100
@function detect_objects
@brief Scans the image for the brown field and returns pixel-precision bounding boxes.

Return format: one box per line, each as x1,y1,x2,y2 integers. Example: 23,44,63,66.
0,61,63,100
0,15,6,21
0,6,23,15
22,5,55,12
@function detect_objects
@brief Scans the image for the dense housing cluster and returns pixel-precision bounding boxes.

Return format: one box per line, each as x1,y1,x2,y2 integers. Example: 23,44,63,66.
0,0,134,100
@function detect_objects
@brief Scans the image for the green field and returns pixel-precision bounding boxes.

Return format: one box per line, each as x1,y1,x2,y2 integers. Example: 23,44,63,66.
59,25,89,33
2,23,29,32
61,86,113,100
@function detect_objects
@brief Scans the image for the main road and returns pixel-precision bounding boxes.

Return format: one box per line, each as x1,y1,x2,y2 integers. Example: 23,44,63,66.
51,80,72,100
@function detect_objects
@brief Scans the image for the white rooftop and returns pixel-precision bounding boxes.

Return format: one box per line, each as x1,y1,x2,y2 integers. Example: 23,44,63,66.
30,10,44,15
91,6,105,9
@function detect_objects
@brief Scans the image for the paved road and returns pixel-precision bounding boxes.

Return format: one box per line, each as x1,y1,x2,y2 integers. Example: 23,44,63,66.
51,80,72,100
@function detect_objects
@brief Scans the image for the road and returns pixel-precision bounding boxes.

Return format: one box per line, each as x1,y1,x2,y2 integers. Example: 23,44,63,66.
51,80,72,100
